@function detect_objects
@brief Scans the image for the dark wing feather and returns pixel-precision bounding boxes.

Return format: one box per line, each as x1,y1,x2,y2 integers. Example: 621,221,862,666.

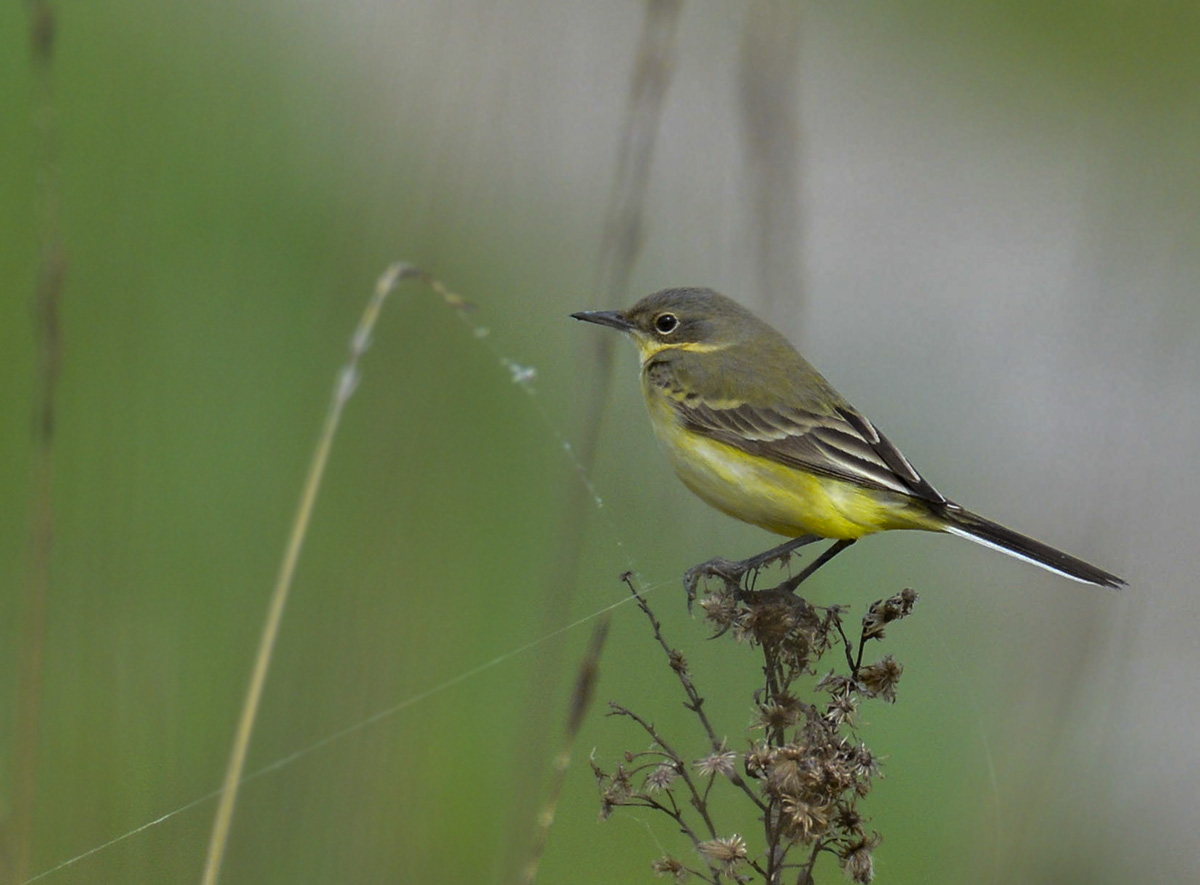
676,399,946,505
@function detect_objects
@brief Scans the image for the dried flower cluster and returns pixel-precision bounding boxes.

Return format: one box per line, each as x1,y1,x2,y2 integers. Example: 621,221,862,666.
592,567,918,884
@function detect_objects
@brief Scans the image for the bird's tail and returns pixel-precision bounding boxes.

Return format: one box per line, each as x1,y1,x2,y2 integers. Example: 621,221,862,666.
938,505,1125,589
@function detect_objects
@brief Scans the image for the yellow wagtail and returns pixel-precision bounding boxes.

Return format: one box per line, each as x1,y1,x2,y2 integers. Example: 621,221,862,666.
572,287,1124,589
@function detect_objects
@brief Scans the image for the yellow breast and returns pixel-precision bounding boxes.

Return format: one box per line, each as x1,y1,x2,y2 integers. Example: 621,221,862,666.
642,388,932,539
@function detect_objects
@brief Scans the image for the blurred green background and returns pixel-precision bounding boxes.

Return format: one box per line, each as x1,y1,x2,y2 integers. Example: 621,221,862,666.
4,1,1199,883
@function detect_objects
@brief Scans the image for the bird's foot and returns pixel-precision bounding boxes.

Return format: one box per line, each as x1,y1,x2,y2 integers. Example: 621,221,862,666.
684,535,821,612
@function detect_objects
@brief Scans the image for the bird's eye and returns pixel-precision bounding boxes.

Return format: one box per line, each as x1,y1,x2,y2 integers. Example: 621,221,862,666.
654,313,678,334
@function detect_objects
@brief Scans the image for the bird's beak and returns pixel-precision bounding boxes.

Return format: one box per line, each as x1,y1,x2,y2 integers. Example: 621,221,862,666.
570,309,634,332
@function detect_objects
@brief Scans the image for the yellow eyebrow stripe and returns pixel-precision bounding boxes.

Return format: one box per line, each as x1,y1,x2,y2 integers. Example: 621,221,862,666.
635,338,732,361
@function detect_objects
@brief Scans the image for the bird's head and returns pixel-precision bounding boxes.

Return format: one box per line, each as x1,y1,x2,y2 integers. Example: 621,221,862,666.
571,287,765,362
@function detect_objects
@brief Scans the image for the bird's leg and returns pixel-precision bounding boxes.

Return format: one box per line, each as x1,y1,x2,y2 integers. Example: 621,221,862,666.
742,535,825,576
777,538,856,593
684,534,821,609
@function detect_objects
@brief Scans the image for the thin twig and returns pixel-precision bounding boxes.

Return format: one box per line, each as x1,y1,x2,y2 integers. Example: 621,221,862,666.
608,703,720,840
622,573,767,812
622,574,721,747
831,612,860,675
200,263,442,884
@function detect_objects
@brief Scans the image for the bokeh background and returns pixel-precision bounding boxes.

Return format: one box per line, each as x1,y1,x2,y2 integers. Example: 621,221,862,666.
3,1,1199,883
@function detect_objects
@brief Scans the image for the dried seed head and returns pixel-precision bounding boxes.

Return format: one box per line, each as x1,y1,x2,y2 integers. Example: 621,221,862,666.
764,745,805,795
600,764,633,815
739,597,799,647
816,672,855,696
695,748,738,779
699,588,739,631
824,691,858,727
839,833,881,883
755,692,803,733
645,762,679,792
847,742,880,788
781,796,830,842
651,855,689,882
857,655,903,703
696,835,748,876
668,648,688,673
862,589,918,640
834,804,865,836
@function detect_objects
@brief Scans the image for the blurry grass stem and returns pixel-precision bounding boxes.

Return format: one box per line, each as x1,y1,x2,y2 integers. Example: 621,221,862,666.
592,0,683,302
737,0,805,321
507,0,684,877
201,263,464,884
13,3,66,880
520,618,611,884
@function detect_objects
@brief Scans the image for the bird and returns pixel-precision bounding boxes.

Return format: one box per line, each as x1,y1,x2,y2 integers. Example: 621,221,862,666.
572,287,1124,590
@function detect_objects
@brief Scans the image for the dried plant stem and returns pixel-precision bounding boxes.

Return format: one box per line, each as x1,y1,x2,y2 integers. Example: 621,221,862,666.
596,567,916,883
621,573,766,812
609,703,724,840
201,263,437,884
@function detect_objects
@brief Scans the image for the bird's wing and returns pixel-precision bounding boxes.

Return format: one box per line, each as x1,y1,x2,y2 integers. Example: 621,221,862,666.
675,398,947,504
